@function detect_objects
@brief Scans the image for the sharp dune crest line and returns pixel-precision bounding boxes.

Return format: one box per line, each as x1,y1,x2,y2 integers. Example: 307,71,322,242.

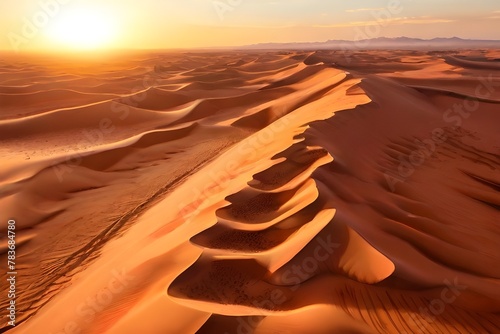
1,50,499,334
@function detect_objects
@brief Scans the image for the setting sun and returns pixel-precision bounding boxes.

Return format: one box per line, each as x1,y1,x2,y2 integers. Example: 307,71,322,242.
46,7,118,50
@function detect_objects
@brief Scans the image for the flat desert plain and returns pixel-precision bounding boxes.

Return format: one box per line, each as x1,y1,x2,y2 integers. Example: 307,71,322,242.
1,49,499,333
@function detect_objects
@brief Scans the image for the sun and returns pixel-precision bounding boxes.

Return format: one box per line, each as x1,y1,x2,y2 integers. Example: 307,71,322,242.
47,7,118,50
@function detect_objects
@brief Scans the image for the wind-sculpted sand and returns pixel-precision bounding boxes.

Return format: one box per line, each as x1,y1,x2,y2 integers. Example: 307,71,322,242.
1,49,499,333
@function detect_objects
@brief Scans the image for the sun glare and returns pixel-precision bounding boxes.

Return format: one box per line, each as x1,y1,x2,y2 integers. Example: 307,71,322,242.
47,7,118,50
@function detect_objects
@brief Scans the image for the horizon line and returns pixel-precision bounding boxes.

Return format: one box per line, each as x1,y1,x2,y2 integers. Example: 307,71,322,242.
1,36,500,54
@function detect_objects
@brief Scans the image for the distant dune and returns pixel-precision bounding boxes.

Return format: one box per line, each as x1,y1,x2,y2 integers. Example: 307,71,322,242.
241,37,500,50
1,48,499,334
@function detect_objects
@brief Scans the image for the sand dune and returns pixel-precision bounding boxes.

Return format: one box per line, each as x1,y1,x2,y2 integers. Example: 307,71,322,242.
0,89,119,120
1,49,499,334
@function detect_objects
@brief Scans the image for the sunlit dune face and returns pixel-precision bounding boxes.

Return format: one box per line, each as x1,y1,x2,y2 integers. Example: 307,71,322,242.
47,7,118,50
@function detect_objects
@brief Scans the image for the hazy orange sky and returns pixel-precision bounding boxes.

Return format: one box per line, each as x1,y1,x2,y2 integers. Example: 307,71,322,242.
1,0,499,51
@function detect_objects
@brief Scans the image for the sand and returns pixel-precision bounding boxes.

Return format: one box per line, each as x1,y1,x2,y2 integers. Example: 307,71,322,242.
0,49,499,333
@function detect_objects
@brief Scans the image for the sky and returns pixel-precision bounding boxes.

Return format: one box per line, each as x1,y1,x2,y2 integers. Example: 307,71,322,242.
1,0,499,51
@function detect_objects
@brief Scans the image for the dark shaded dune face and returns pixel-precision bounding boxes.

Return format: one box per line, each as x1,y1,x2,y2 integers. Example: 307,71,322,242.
170,86,295,126
232,74,351,130
239,57,299,73
191,224,295,252
180,79,245,90
191,198,328,252
115,87,193,110
260,64,326,90
197,315,265,334
231,107,276,130
77,123,198,171
444,55,500,70
0,89,119,120
250,147,328,190
169,258,280,307
0,101,171,143
218,188,299,224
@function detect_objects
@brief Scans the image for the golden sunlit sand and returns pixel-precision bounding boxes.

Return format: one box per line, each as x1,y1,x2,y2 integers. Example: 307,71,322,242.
0,49,499,333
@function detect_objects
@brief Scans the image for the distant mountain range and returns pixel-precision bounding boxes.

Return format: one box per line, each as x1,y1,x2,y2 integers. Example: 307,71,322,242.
239,37,500,50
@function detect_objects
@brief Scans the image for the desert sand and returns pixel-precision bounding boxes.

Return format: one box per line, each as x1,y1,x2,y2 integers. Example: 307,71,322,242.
1,49,499,333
